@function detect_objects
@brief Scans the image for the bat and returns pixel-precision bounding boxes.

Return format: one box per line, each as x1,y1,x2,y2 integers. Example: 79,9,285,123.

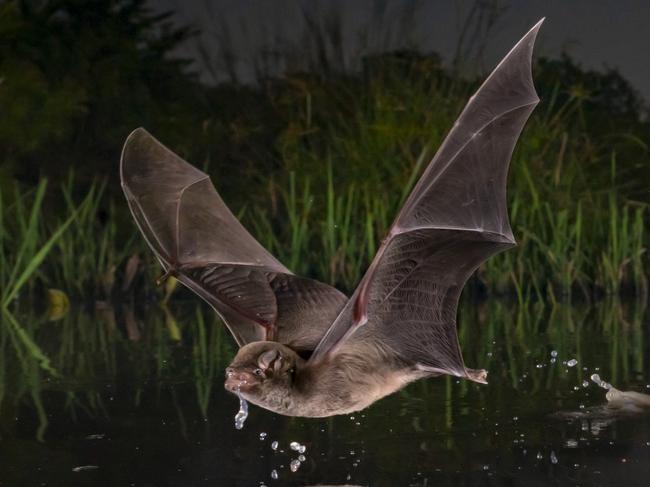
121,19,543,418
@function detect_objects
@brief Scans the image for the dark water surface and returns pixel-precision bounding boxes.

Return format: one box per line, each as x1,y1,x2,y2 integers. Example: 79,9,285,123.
1,298,649,486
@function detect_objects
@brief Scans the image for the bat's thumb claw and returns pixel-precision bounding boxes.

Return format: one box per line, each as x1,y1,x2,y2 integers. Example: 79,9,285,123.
156,269,173,286
466,368,488,384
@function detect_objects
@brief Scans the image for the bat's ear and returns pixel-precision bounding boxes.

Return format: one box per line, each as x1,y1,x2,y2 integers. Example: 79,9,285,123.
257,349,280,371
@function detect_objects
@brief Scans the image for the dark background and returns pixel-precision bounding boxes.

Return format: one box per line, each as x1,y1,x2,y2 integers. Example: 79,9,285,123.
2,0,649,193
156,0,650,100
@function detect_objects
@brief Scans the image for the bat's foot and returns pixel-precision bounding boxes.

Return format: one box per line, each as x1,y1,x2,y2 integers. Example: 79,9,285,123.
466,368,488,384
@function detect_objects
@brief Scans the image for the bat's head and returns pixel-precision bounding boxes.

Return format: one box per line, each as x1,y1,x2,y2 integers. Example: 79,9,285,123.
224,341,302,407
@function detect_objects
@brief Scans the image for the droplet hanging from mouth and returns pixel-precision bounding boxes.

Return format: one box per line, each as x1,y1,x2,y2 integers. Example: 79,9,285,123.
234,386,249,430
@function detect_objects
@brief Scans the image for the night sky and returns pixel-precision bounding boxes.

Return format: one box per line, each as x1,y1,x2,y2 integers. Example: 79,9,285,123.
155,0,650,103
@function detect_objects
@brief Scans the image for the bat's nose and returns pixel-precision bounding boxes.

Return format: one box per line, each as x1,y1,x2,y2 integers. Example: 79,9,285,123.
224,367,259,392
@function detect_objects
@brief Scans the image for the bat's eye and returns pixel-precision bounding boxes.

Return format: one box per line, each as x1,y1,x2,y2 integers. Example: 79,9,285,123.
253,368,264,376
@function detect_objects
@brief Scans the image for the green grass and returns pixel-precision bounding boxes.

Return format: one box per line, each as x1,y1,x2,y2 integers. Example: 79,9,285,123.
1,54,648,304
229,60,649,298
0,180,76,307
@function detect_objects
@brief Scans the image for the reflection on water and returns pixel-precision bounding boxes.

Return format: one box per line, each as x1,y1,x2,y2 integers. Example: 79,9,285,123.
0,298,649,485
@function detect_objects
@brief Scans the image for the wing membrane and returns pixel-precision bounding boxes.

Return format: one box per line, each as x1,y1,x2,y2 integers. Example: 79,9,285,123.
308,20,543,378
121,129,346,348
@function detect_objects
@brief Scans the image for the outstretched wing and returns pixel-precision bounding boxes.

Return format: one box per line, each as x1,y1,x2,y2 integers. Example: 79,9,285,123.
121,129,346,349
308,20,543,380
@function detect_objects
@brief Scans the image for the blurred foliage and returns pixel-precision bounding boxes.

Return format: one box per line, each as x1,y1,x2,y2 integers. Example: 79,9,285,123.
0,0,648,303
0,0,202,188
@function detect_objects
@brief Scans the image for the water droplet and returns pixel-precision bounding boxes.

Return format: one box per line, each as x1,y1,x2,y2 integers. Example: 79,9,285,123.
271,441,279,451
298,454,306,462
591,373,612,390
234,388,249,430
270,469,278,479
298,445,306,454
550,451,558,464
550,350,558,358
582,381,589,388
290,459,301,472
259,432,267,440
72,466,99,472
550,358,557,364
536,452,543,460
290,441,301,451
85,434,105,440
567,359,578,367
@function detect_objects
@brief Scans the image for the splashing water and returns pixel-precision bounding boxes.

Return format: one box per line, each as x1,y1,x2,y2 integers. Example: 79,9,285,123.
290,441,307,453
591,373,612,390
234,387,249,430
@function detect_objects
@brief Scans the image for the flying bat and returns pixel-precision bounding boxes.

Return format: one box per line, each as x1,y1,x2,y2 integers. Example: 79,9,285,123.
120,20,543,418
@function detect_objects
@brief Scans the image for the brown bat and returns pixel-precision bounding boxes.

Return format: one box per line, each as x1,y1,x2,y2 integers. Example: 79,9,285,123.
121,20,543,418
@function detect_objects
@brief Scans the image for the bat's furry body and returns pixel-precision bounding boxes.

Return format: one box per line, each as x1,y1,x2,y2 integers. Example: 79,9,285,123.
121,20,543,417
226,341,423,417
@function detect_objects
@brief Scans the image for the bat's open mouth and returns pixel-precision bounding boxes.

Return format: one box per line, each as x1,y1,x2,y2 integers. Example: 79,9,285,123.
224,369,261,393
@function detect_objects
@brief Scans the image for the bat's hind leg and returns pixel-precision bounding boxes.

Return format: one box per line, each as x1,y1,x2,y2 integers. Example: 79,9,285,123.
415,364,488,384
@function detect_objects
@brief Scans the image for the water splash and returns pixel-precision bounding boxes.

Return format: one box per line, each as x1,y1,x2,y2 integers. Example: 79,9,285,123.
591,373,612,390
234,387,249,430
290,441,306,453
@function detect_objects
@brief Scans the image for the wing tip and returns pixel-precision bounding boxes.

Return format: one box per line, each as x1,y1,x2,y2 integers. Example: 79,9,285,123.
120,127,152,182
479,18,543,105
522,17,545,47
